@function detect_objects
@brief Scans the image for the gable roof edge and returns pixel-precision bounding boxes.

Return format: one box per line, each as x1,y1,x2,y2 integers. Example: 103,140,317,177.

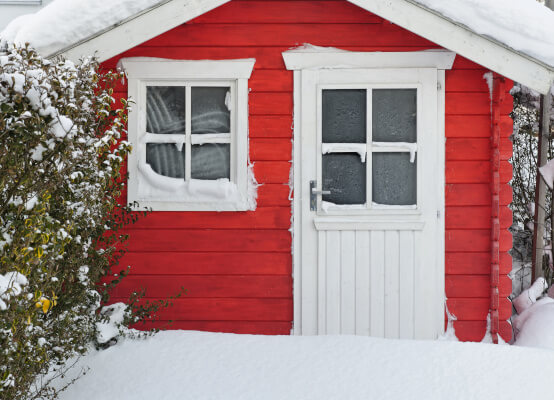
52,0,231,63
349,0,554,94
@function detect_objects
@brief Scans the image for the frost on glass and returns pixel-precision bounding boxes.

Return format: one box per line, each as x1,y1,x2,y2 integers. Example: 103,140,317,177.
192,87,231,134
322,89,366,143
372,89,417,143
191,144,230,180
146,86,186,135
372,152,416,205
322,153,366,205
146,143,185,179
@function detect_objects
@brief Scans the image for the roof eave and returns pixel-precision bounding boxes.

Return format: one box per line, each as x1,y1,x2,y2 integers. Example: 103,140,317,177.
51,0,231,64
349,0,554,94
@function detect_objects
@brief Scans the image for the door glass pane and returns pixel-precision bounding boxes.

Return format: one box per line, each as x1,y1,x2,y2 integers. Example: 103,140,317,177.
322,89,366,143
191,87,231,134
322,153,366,205
372,152,416,205
191,144,231,180
372,89,417,143
146,86,186,135
146,143,185,179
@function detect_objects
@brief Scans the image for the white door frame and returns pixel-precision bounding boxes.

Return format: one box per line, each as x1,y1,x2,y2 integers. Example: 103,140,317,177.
284,48,454,337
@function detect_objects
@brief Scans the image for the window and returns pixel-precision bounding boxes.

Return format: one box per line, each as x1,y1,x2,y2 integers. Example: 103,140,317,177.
320,87,418,212
119,58,256,211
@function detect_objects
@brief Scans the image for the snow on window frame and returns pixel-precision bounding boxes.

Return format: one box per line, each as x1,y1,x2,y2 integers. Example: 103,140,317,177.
118,58,257,212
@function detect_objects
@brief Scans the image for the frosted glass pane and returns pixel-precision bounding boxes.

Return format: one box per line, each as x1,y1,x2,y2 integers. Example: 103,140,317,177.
322,89,366,143
322,153,366,205
372,89,417,142
191,144,230,180
372,153,416,205
146,143,185,179
146,86,186,135
192,87,230,134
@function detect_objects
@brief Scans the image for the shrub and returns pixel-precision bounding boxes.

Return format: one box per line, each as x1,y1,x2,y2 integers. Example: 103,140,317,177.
0,43,139,399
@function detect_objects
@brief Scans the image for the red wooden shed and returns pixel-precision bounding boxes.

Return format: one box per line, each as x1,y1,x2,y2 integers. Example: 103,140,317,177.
38,0,554,342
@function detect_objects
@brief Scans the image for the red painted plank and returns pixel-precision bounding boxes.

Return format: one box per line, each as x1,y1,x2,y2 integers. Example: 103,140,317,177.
500,230,512,252
250,139,292,161
132,207,291,229
500,207,512,230
446,230,490,252
445,252,513,276
142,23,436,48
445,275,511,297
499,320,513,342
114,298,294,321
447,297,511,320
446,161,490,183
125,229,291,252
254,161,291,183
500,137,512,161
500,160,512,184
446,184,490,206
453,321,486,342
446,138,490,161
452,57,488,70
250,116,293,138
500,184,512,206
257,184,291,206
446,206,491,229
250,93,292,115
250,70,292,92
137,320,292,335
446,92,491,115
445,115,493,138
118,252,292,275
111,275,292,298
446,70,491,92
446,253,490,275
191,1,383,24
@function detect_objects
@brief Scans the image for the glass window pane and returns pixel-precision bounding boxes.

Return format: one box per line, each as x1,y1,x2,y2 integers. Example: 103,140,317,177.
146,86,186,135
372,153,416,205
191,144,230,180
322,89,366,143
322,153,366,205
191,87,231,134
372,89,417,143
146,143,185,179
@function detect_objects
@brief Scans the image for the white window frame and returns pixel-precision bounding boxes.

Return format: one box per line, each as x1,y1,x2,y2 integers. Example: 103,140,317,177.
118,58,256,211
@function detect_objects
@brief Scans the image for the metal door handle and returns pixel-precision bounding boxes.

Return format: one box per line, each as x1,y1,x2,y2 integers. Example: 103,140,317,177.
310,180,330,211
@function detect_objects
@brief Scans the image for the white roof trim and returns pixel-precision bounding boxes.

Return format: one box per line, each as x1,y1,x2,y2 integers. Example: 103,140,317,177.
118,57,256,79
54,0,554,94
282,48,456,70
53,0,231,63
348,0,554,94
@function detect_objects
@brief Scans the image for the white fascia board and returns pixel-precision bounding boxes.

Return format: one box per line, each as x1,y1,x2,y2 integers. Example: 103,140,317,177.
118,58,256,79
283,49,455,70
51,0,230,63
348,0,554,94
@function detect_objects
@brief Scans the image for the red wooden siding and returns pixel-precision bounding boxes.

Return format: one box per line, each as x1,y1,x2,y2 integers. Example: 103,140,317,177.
103,0,513,341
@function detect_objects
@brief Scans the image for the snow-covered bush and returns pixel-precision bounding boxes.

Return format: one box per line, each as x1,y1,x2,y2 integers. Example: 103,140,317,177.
510,83,554,290
0,43,143,400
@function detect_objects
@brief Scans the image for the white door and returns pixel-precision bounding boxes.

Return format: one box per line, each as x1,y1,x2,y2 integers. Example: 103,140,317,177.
294,67,445,339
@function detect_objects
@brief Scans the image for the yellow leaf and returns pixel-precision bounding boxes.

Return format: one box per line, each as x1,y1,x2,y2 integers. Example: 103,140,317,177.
42,299,51,313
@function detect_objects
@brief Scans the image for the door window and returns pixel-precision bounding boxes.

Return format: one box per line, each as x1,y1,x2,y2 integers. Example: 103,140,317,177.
320,87,418,210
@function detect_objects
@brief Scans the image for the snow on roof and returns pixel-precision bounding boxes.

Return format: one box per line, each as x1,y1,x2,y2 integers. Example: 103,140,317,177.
412,0,554,68
1,0,553,82
0,0,167,57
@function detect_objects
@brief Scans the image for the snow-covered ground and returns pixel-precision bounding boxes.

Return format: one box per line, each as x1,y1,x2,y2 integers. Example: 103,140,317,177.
48,330,554,400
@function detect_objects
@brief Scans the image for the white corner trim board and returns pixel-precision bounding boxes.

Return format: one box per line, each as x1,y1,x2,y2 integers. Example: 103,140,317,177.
348,0,554,94
54,0,231,62
283,47,456,71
